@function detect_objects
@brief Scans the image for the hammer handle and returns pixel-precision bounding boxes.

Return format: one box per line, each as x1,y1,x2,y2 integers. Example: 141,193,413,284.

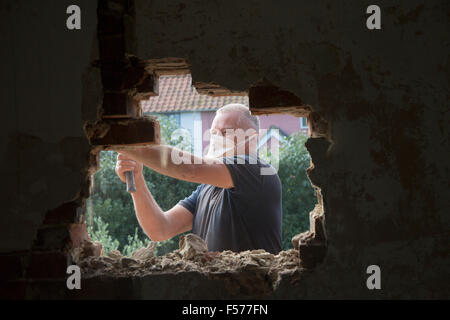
125,171,136,193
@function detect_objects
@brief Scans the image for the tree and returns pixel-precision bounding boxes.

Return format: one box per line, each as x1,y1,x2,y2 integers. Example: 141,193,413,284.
260,132,317,250
278,132,316,250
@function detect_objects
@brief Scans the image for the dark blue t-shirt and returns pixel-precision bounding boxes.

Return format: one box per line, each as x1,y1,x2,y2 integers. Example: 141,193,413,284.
178,155,282,254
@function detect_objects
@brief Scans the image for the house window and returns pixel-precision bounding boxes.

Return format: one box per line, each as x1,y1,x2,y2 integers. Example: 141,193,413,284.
300,117,308,129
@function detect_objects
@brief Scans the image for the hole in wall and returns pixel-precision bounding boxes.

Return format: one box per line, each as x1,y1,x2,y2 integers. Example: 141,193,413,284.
72,2,330,287
77,69,328,282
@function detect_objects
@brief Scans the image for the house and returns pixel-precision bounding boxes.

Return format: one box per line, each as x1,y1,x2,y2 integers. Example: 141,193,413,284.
141,74,308,156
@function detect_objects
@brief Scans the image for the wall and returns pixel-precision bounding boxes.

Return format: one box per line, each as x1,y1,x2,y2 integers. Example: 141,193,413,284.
131,0,449,298
0,0,448,299
0,0,99,298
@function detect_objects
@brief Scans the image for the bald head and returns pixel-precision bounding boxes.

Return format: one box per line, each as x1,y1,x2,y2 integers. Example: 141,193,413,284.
209,104,260,157
215,104,260,132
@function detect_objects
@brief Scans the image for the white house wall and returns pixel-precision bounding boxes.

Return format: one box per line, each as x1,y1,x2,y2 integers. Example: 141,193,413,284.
180,111,203,156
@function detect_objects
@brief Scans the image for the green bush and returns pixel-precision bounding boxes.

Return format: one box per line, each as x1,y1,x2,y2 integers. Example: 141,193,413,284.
122,228,151,257
87,216,119,256
261,132,316,250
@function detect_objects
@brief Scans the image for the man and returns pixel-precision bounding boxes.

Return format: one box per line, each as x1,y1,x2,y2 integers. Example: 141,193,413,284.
115,104,282,254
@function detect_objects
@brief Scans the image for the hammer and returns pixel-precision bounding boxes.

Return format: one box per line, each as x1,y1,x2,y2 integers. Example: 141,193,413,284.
86,116,161,194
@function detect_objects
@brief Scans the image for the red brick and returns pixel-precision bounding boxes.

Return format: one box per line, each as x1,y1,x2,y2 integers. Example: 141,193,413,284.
89,117,161,146
43,201,81,225
0,280,27,300
0,252,28,281
98,0,127,13
70,224,89,249
102,92,139,118
98,12,124,36
26,252,68,279
100,63,150,91
98,34,125,63
299,242,327,269
33,226,71,251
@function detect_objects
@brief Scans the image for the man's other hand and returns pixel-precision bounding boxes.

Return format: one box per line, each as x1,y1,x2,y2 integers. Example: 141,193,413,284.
115,153,144,183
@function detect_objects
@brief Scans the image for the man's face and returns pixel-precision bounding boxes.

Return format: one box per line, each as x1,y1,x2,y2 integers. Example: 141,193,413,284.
208,111,258,157
210,111,245,136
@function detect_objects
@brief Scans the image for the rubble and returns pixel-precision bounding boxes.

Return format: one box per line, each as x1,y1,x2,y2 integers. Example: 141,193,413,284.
178,233,208,261
108,250,123,259
71,240,103,263
131,242,157,261
75,233,302,284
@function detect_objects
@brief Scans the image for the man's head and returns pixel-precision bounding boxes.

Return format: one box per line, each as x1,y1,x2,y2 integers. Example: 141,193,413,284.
208,104,260,158
213,103,260,133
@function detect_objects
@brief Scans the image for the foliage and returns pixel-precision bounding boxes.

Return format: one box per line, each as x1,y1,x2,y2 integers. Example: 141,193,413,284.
260,132,316,250
87,215,119,256
122,228,151,257
87,115,316,255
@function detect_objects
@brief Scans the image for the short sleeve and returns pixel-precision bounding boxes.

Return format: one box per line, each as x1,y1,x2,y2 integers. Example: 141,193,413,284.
221,155,262,194
177,184,203,215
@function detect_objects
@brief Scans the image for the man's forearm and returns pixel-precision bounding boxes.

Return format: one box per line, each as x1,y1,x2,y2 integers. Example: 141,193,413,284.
117,144,232,189
119,145,208,182
131,174,169,242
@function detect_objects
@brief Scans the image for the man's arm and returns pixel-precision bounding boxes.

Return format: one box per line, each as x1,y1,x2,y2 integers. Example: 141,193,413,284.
132,175,193,241
116,155,193,241
117,145,234,189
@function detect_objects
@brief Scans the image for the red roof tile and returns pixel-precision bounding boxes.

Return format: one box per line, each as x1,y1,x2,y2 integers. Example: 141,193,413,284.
141,74,249,113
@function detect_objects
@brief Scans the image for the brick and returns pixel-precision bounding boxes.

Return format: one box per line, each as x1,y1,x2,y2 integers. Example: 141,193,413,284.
98,34,125,63
70,224,89,249
0,252,28,281
249,82,306,111
26,252,69,279
102,92,140,118
298,242,327,269
33,226,71,251
88,117,161,146
100,63,151,91
43,201,81,225
311,213,327,242
98,0,128,13
98,12,124,36
26,280,69,300
0,280,27,300
100,65,128,91
136,73,155,93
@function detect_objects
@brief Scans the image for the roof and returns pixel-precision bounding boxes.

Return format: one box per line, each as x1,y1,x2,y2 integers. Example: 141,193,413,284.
141,74,249,113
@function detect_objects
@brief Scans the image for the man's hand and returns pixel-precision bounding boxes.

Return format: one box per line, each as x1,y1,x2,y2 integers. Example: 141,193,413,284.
115,153,144,183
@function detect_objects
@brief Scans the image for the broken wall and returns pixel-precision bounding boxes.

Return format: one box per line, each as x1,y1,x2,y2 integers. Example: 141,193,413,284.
130,0,449,298
0,0,449,299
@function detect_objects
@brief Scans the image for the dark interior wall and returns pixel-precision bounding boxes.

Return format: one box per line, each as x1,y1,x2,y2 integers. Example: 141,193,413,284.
0,0,97,252
132,0,449,298
0,0,448,299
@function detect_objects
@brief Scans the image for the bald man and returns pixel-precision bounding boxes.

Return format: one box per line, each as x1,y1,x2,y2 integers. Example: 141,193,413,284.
115,104,282,254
